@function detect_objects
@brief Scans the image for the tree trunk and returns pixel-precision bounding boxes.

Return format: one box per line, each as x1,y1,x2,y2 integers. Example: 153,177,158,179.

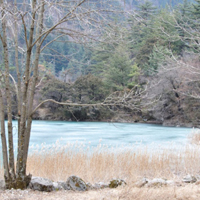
0,0,16,187
15,0,37,189
0,88,10,188
23,0,45,170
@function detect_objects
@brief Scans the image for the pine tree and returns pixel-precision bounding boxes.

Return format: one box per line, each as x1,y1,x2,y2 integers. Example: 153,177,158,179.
193,0,200,18
104,45,133,91
173,0,193,54
128,1,158,72
137,1,157,21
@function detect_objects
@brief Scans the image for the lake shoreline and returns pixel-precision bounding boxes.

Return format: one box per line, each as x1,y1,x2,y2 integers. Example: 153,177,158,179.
1,140,200,200
31,118,196,128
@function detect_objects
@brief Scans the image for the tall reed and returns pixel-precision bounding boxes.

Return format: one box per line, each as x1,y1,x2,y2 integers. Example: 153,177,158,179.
21,141,200,184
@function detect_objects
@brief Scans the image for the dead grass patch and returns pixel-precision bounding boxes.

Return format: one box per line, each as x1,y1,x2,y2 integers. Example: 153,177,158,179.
188,129,200,145
24,142,200,185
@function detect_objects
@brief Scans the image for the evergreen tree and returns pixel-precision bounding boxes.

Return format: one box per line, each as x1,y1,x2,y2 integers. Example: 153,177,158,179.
137,1,157,20
193,0,200,18
104,45,133,91
174,0,193,54
89,25,124,77
128,1,158,72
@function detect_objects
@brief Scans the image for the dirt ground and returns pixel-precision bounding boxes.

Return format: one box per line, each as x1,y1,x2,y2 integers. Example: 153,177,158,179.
1,185,200,200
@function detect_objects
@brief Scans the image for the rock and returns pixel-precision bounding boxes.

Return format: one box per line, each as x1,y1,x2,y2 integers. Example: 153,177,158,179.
53,182,63,191
86,182,94,190
94,182,109,189
166,180,176,186
66,175,88,191
29,177,53,192
195,175,200,180
134,178,148,188
57,181,68,190
109,179,126,188
146,178,167,187
182,175,197,183
135,178,178,188
0,180,5,190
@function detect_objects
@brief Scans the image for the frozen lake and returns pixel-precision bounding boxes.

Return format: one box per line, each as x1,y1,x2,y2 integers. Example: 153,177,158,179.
8,121,193,149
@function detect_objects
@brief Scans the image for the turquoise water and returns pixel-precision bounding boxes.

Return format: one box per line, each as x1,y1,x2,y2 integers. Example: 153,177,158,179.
9,121,192,148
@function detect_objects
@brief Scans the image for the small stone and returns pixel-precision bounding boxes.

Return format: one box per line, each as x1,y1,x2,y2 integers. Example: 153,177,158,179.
66,175,87,191
94,182,109,189
109,179,126,188
86,182,94,190
134,178,148,188
146,178,167,187
166,180,176,186
57,181,68,190
182,175,197,183
53,182,63,191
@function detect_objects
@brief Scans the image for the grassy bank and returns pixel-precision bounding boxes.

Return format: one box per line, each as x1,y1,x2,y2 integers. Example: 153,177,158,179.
24,141,200,184
1,131,200,199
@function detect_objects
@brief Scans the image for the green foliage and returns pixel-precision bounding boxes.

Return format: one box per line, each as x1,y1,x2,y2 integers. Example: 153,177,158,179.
128,63,141,88
136,1,157,20
1,0,198,96
135,37,158,69
127,1,159,73
72,74,108,102
91,39,134,91
193,0,200,18
89,25,122,76
67,44,92,78
143,45,171,75
104,46,133,91
41,34,70,74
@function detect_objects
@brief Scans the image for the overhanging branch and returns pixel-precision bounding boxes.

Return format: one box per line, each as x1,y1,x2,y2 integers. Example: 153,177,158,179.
31,99,119,116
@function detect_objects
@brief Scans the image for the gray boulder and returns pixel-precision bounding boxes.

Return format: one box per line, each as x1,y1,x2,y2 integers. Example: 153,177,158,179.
109,179,126,188
66,175,88,191
182,175,197,183
146,178,167,187
29,177,53,192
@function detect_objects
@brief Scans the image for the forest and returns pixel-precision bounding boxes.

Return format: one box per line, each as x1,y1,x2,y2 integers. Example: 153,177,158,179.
21,0,200,128
1,0,200,127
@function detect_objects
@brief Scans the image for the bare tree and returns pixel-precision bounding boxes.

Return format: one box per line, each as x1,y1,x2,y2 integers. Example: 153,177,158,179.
0,0,124,189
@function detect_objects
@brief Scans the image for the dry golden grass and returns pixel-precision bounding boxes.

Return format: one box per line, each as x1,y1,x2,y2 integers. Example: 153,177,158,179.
25,141,200,185
188,129,200,145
